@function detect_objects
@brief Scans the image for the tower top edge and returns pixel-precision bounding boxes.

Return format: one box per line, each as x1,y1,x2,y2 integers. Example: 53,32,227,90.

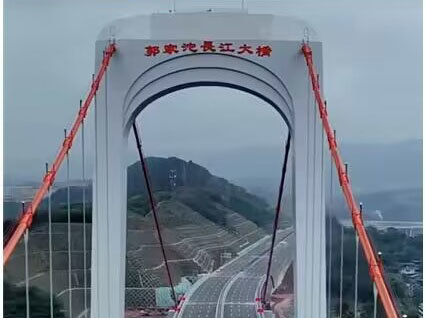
97,13,320,42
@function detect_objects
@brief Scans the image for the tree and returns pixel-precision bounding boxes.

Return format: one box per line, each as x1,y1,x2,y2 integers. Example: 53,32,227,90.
4,281,65,318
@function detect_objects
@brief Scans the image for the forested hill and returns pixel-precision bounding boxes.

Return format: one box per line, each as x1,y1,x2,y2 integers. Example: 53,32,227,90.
127,157,274,228
13,157,275,230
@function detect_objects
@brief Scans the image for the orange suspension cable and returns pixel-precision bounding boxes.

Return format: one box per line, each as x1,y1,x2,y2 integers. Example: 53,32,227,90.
301,43,399,318
3,43,117,265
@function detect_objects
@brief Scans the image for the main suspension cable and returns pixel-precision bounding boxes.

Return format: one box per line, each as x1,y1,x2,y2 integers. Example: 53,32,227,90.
132,122,178,308
262,131,291,304
3,43,116,265
301,42,399,318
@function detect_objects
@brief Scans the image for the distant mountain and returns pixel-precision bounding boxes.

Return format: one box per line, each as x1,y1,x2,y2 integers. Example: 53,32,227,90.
212,140,422,222
5,157,276,229
331,188,422,222
205,139,422,195
338,140,422,193
4,139,421,222
7,140,420,193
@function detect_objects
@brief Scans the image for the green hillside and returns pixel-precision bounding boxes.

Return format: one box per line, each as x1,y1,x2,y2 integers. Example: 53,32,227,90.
127,157,274,230
31,157,274,230
4,157,277,314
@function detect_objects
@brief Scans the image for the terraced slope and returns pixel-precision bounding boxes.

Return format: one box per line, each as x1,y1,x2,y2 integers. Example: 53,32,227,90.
4,157,275,315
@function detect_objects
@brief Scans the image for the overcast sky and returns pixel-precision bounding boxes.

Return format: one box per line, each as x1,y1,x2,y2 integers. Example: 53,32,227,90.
4,0,422,182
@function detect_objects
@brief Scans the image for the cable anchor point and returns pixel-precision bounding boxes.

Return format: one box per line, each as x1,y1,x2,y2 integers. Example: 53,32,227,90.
108,25,117,44
303,27,310,44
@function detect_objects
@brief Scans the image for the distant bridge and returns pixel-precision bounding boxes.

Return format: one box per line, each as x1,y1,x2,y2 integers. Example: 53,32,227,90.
340,219,423,230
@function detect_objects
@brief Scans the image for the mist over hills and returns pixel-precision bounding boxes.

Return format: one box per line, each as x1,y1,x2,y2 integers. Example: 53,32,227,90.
338,140,422,192
204,139,422,194
5,139,421,191
202,139,422,221
333,188,422,221
5,157,277,228
4,139,422,221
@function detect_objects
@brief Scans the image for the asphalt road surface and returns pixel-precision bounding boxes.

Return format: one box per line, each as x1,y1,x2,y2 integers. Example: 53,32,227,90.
177,229,295,318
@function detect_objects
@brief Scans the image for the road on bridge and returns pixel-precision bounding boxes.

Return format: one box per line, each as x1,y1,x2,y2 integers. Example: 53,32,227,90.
176,229,295,318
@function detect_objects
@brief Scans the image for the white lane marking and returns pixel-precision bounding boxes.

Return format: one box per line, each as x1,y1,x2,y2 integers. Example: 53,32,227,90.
177,229,294,317
215,273,243,318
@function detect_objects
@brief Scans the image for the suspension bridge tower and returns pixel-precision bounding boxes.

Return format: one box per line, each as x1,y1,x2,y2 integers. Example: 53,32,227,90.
91,12,326,317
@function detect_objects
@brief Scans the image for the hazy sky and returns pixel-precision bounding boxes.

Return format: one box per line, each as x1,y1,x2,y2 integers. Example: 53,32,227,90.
4,0,422,182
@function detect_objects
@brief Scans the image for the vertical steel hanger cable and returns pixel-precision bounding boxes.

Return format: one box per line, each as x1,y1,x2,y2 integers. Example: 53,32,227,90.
47,163,54,318
65,129,73,318
23,201,30,318
327,130,335,317
81,97,88,317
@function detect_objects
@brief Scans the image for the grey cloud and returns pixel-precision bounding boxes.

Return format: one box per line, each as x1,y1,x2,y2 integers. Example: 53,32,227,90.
4,0,422,183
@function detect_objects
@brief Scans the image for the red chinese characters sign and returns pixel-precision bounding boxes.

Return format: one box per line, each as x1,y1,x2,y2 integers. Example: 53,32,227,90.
145,41,272,58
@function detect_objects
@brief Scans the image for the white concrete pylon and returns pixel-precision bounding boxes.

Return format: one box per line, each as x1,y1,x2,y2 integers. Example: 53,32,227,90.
91,12,326,318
